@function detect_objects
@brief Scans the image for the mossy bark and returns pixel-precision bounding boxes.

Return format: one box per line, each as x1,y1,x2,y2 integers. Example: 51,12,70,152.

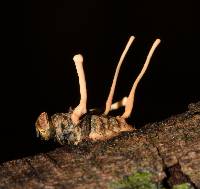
0,102,200,189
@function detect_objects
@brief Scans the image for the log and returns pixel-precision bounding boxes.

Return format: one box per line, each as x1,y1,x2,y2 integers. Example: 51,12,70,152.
0,102,200,189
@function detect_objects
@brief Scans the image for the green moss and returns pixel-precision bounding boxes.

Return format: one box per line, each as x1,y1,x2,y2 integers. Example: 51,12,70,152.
109,171,162,189
109,171,193,189
172,183,192,189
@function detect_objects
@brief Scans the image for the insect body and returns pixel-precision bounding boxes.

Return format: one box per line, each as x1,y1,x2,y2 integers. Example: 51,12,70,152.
35,109,134,145
35,36,161,145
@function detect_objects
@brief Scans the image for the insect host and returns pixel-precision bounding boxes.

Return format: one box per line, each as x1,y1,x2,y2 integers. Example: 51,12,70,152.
35,36,161,145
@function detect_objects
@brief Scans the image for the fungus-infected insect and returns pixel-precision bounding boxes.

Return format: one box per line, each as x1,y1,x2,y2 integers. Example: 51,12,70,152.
35,36,161,145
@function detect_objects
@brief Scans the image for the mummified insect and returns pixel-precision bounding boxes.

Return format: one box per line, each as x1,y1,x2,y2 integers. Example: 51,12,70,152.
35,36,161,145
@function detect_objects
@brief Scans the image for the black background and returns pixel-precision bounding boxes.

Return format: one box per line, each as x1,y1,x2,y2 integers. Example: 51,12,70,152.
1,0,199,162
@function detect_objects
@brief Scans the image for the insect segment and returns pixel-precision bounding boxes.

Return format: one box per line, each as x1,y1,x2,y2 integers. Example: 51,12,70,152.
35,36,161,145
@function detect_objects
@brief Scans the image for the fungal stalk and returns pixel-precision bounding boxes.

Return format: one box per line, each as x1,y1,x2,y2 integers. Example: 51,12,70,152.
121,39,161,119
110,97,128,111
71,54,87,125
104,36,135,115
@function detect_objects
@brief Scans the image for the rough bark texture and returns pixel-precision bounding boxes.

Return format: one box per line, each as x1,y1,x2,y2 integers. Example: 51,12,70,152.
0,102,200,189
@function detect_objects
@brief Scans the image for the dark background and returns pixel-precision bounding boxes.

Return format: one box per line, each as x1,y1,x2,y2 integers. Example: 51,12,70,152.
1,0,199,163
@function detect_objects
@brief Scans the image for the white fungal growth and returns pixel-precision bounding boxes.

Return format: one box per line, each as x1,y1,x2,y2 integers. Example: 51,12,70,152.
104,36,135,115
121,39,161,118
110,97,128,111
36,36,162,145
71,38,161,124
71,54,87,125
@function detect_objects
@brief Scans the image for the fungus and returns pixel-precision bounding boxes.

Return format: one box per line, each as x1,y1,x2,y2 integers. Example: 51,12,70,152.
104,36,135,115
110,96,128,111
36,36,162,145
71,54,87,125
121,39,161,118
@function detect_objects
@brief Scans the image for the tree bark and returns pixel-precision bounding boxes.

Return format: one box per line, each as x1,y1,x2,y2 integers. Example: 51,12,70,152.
0,102,200,189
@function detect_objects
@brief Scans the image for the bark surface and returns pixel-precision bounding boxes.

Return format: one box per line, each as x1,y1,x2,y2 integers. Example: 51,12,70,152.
1,102,200,189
